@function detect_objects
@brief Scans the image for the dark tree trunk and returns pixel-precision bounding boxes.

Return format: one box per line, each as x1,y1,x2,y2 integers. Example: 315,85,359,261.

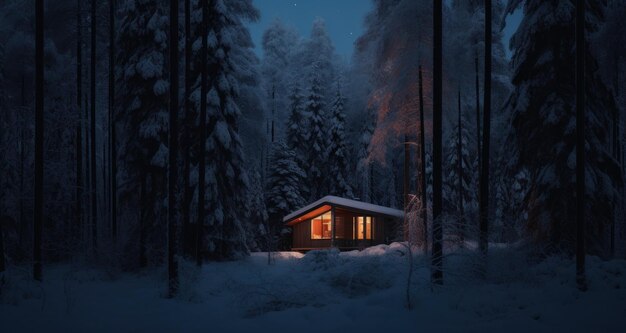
479,0,491,257
168,0,180,297
196,0,209,266
90,0,98,258
109,0,117,240
0,216,4,275
575,0,587,291
458,89,465,244
475,57,481,169
431,0,443,285
34,0,44,282
139,174,147,268
182,0,192,257
403,134,410,241
76,0,83,247
418,65,428,252
19,77,26,252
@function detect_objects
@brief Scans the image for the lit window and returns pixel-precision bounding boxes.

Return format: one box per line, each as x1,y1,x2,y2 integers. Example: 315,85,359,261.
356,216,373,240
311,211,332,239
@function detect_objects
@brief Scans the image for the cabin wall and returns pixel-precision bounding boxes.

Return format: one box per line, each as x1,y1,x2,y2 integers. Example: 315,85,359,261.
292,220,332,249
291,211,392,250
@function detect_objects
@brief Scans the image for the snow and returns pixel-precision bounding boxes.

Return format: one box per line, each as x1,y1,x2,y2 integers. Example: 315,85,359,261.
283,195,404,223
1,246,626,332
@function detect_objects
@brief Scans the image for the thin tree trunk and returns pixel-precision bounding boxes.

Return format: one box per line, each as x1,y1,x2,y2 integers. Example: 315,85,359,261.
479,0,492,258
34,0,44,282
418,65,428,253
76,0,83,248
139,174,147,268
458,88,464,244
90,0,98,259
19,77,26,252
431,0,443,285
168,0,180,297
475,57,481,168
575,0,587,291
109,0,117,241
196,0,209,266
403,134,410,241
182,0,192,257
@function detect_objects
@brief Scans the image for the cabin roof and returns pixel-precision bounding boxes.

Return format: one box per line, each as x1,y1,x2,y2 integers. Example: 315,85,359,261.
283,195,404,225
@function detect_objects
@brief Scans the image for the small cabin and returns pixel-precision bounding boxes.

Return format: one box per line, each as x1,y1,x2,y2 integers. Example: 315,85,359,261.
283,196,404,251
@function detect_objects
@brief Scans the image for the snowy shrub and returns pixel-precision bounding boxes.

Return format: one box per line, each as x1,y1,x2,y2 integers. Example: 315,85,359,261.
301,248,341,271
325,255,394,297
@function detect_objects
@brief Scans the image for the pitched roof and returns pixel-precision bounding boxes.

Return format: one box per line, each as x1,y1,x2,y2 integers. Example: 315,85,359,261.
283,195,404,224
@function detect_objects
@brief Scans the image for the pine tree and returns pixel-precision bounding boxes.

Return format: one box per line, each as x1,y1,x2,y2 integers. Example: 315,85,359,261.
504,0,620,255
116,0,169,267
443,100,476,222
285,83,308,161
327,87,353,198
304,64,327,201
246,169,268,252
356,107,376,202
266,141,307,233
194,0,259,260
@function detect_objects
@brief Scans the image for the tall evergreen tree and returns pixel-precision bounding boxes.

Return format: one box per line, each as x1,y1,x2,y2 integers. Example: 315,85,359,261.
285,83,307,161
194,0,259,260
304,64,327,201
504,0,620,255
116,0,169,267
266,141,307,231
327,87,353,198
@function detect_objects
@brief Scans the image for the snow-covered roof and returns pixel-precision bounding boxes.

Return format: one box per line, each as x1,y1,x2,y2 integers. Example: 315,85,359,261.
283,195,404,223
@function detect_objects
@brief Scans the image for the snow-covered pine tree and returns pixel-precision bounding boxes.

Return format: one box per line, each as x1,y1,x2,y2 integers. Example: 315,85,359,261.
116,0,169,267
443,111,476,218
245,169,267,252
304,63,327,201
504,0,620,255
193,0,259,260
355,107,376,202
285,83,308,162
265,141,307,246
327,86,354,198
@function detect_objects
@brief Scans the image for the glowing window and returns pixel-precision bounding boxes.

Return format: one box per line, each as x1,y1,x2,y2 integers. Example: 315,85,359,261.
356,216,373,240
311,211,332,239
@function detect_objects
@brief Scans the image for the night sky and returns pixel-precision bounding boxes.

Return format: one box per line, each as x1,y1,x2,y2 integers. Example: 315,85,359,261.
248,0,523,60
248,0,373,60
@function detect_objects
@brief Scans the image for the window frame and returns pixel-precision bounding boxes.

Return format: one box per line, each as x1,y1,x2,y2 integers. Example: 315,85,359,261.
310,211,333,240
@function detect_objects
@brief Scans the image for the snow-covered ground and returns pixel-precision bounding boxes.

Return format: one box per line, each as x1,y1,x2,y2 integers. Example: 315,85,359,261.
1,244,625,332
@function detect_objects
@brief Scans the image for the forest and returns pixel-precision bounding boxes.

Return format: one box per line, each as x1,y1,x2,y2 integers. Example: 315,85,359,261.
0,0,625,331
